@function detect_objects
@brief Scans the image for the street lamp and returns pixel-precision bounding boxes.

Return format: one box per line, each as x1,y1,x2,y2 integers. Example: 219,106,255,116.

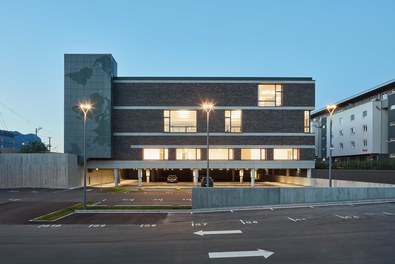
326,104,337,187
202,102,214,188
79,102,92,209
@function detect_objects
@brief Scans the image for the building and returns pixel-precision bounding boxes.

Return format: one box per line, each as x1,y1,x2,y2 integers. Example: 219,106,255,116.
311,79,395,163
0,129,43,153
64,54,315,186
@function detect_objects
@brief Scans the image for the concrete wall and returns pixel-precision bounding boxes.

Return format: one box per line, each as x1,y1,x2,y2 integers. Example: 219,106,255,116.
192,187,395,209
314,169,395,185
0,153,81,189
87,169,115,186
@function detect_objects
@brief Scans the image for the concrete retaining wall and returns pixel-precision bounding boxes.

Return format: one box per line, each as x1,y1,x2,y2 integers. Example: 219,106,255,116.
87,169,115,186
314,169,395,184
0,153,81,189
192,187,395,209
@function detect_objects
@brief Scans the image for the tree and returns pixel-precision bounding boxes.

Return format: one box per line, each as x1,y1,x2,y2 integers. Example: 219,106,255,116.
20,141,48,153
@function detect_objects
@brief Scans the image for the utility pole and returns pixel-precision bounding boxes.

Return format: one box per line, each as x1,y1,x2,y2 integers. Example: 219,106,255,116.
48,137,51,152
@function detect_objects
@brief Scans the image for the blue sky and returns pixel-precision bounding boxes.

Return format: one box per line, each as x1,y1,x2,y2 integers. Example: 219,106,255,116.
0,0,394,152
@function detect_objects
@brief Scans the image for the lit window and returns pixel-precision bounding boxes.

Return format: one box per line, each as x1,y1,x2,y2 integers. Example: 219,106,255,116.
143,149,168,160
176,149,201,160
241,149,266,160
225,110,242,132
339,143,344,150
209,149,234,160
362,125,367,132
351,141,355,148
304,111,310,133
339,130,344,137
258,84,282,106
164,110,196,133
391,105,395,110
351,114,355,121
390,121,395,126
363,139,367,147
363,111,367,118
339,117,343,125
351,127,356,134
390,153,395,158
390,137,395,142
273,149,299,160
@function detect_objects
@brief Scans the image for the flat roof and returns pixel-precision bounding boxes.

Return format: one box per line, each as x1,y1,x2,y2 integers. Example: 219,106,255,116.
113,76,314,82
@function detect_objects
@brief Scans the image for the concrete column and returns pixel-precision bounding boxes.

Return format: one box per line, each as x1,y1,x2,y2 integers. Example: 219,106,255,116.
307,169,312,178
138,169,143,187
286,169,290,176
193,169,199,187
146,169,150,183
251,168,255,187
232,169,235,182
114,169,119,187
239,169,244,183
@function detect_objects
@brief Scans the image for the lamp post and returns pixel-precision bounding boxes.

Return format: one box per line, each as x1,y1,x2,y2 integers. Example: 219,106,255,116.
202,103,214,187
326,104,337,187
79,102,92,209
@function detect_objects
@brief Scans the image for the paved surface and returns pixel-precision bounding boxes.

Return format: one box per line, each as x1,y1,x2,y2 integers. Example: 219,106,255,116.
1,188,395,263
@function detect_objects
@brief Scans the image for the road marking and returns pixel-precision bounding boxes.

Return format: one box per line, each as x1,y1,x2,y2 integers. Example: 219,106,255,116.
240,220,258,225
122,198,135,202
31,191,39,193
309,206,314,208
288,217,306,222
8,190,19,193
335,214,359,220
9,198,20,201
37,224,61,228
230,210,234,213
383,212,395,216
269,208,274,211
182,198,192,201
194,230,242,236
89,224,106,228
191,222,207,227
153,198,163,202
209,248,274,259
140,224,157,228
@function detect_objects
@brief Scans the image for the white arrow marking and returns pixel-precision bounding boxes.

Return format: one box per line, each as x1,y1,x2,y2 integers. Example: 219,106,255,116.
194,230,242,236
209,248,274,259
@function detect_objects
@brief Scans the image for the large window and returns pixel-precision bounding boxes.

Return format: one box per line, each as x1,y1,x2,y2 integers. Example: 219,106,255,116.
164,110,196,133
304,111,310,133
258,84,282,106
176,149,201,160
225,110,242,132
273,148,299,160
209,149,234,160
241,149,266,160
143,149,168,160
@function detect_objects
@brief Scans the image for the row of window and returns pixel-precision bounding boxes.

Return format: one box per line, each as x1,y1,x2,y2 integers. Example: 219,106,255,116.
338,125,368,137
142,148,300,161
339,111,368,124
164,109,311,133
338,139,368,150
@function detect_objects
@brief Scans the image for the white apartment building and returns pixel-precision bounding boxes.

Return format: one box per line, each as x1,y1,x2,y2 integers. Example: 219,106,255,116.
312,79,395,162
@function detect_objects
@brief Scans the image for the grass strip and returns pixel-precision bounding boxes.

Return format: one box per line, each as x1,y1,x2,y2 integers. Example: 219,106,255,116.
103,188,130,193
33,202,96,221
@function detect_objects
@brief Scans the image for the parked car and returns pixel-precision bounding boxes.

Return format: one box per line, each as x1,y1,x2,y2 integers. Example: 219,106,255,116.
201,176,214,187
166,175,178,183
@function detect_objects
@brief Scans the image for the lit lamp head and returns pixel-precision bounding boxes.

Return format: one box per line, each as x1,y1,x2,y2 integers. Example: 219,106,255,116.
79,102,93,114
201,102,214,113
326,104,337,115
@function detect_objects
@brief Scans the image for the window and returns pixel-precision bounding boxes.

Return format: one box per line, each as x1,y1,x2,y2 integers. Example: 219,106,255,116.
362,125,367,132
351,114,355,121
143,149,168,160
164,110,196,133
339,117,344,125
391,105,395,110
390,153,395,158
351,127,356,135
339,130,344,137
176,149,201,160
390,137,395,142
382,93,388,100
339,143,344,150
351,141,355,149
209,149,234,160
225,110,242,132
273,148,299,160
390,121,395,126
363,139,368,147
363,111,367,118
304,111,310,133
241,149,266,160
258,84,282,106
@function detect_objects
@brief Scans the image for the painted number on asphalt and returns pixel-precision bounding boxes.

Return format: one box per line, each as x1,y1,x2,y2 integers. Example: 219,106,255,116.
183,198,192,201
192,222,207,227
122,198,135,202
140,224,157,228
240,220,258,225
154,199,163,202
288,217,307,222
37,224,61,228
89,224,106,228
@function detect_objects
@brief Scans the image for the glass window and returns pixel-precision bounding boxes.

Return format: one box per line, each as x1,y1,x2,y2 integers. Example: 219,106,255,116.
339,143,344,150
339,130,344,137
351,114,355,121
209,149,234,160
351,141,355,148
258,84,282,106
339,117,344,125
164,110,196,133
363,111,367,118
273,148,299,160
390,153,395,158
176,149,201,160
363,125,367,132
363,139,367,147
390,121,395,126
304,111,310,133
225,110,242,132
351,127,356,134
241,149,266,160
143,149,168,160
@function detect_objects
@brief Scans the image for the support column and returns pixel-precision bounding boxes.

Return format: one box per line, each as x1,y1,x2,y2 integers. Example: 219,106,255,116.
114,169,119,187
146,169,150,183
307,169,312,178
232,169,235,182
138,169,143,187
251,169,255,187
193,169,199,187
286,169,290,176
239,169,244,183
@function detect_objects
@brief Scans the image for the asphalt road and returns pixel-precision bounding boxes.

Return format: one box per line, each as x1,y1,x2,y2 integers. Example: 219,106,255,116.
1,188,395,263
